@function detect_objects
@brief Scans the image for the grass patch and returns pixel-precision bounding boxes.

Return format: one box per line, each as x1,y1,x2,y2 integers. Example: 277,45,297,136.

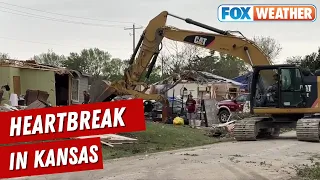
295,162,320,180
295,154,320,179
102,121,228,160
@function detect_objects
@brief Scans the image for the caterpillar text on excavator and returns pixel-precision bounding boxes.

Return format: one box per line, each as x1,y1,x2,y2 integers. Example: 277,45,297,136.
89,11,320,143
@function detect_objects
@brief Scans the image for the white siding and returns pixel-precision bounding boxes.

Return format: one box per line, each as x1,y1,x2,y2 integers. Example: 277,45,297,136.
71,76,89,104
166,83,199,99
78,76,89,103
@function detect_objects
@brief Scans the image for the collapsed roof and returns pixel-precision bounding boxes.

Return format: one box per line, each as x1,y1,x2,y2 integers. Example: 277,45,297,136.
153,70,244,86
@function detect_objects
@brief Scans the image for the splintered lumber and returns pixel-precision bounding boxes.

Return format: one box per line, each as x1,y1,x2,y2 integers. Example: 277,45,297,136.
75,134,138,147
0,104,19,112
210,121,235,136
25,100,51,110
103,134,137,143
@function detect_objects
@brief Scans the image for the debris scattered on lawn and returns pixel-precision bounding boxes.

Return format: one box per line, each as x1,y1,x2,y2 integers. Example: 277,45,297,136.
75,134,138,147
209,121,235,137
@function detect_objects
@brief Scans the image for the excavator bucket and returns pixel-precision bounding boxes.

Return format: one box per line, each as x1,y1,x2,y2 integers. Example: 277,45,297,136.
89,80,118,103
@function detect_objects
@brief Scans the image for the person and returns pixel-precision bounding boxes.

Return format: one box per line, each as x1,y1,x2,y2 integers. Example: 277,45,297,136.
267,73,279,103
83,91,90,104
186,94,197,128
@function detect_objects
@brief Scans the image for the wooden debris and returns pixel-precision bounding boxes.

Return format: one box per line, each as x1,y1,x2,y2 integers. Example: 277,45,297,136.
25,100,51,110
75,134,138,147
0,104,19,112
210,121,235,137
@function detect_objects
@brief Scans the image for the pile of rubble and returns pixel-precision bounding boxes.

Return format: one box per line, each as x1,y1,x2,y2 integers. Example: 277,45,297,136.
0,99,50,112
207,111,252,137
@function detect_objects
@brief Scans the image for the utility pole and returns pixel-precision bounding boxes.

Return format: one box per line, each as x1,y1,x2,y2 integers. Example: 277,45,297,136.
124,23,143,54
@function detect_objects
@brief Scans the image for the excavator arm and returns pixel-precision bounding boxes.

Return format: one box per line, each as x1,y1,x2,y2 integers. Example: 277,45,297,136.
89,11,272,122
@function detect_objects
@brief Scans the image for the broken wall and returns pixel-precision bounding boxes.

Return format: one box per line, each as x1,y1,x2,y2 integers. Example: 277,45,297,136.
0,67,20,105
20,69,56,106
211,83,240,101
166,82,199,99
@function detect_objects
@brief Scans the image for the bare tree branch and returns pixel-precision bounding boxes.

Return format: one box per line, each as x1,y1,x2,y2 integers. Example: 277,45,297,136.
253,36,282,63
159,40,209,75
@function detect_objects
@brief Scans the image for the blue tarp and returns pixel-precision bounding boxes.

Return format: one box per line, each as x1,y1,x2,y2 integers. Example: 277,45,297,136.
232,72,253,90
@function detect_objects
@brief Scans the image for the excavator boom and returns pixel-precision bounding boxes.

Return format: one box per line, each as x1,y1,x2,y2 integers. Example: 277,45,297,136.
89,11,272,122
90,11,320,143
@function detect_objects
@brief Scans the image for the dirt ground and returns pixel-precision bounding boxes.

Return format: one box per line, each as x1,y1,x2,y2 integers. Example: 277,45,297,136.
11,131,319,180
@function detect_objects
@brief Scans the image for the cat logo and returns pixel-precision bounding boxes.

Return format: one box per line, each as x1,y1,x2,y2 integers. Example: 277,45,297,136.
300,84,312,97
194,36,207,46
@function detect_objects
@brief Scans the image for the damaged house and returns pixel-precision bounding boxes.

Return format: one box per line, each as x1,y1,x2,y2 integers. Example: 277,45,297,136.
149,70,244,101
0,59,90,106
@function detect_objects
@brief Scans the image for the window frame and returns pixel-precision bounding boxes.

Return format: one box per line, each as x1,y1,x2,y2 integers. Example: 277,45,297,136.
71,78,80,102
279,67,306,108
235,94,247,103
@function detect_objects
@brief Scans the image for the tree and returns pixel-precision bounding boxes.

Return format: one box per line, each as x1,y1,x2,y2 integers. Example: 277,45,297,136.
62,52,88,73
160,40,249,79
32,49,66,66
192,51,249,79
161,41,208,75
253,36,282,63
140,65,162,84
286,56,304,66
62,48,112,81
103,58,126,81
286,47,320,72
188,50,218,74
0,53,10,59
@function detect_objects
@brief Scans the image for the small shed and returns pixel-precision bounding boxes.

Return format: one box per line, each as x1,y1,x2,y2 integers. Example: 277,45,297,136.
0,59,91,106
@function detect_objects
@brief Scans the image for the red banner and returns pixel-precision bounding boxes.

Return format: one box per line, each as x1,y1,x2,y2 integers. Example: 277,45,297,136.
0,137,103,179
0,99,146,144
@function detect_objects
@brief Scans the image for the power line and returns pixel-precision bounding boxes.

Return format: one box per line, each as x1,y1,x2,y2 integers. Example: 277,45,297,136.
0,6,126,28
0,36,130,50
0,1,134,24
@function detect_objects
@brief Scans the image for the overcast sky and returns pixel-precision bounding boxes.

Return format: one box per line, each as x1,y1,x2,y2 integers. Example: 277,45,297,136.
0,0,318,63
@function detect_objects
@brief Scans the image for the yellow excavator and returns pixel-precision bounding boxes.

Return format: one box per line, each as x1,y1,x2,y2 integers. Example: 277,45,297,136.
89,11,320,142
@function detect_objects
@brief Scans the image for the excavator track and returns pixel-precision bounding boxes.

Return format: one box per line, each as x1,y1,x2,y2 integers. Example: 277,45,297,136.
296,118,320,142
233,117,263,141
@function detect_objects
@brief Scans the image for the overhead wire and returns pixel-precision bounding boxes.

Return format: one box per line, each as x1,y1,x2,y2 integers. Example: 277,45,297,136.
0,1,134,24
0,6,127,28
0,1,142,56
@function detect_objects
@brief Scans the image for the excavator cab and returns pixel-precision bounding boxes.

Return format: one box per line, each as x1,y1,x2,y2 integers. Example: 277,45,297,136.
250,64,307,114
234,64,320,142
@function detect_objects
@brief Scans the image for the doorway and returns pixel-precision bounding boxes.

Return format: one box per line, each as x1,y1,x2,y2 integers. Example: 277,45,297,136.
229,87,237,99
55,74,69,106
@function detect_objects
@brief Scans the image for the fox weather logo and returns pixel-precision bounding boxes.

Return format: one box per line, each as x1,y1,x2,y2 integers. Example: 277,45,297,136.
217,4,317,22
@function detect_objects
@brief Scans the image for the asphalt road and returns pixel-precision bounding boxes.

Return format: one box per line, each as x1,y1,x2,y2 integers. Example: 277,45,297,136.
11,131,320,180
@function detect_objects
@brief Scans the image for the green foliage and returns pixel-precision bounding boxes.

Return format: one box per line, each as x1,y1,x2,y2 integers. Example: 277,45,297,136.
189,51,249,78
296,162,320,179
62,52,87,73
33,49,66,66
140,65,163,84
32,48,162,84
101,58,128,82
286,47,320,73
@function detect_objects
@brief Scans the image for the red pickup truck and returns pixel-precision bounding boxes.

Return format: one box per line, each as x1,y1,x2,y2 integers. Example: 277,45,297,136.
217,93,249,123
